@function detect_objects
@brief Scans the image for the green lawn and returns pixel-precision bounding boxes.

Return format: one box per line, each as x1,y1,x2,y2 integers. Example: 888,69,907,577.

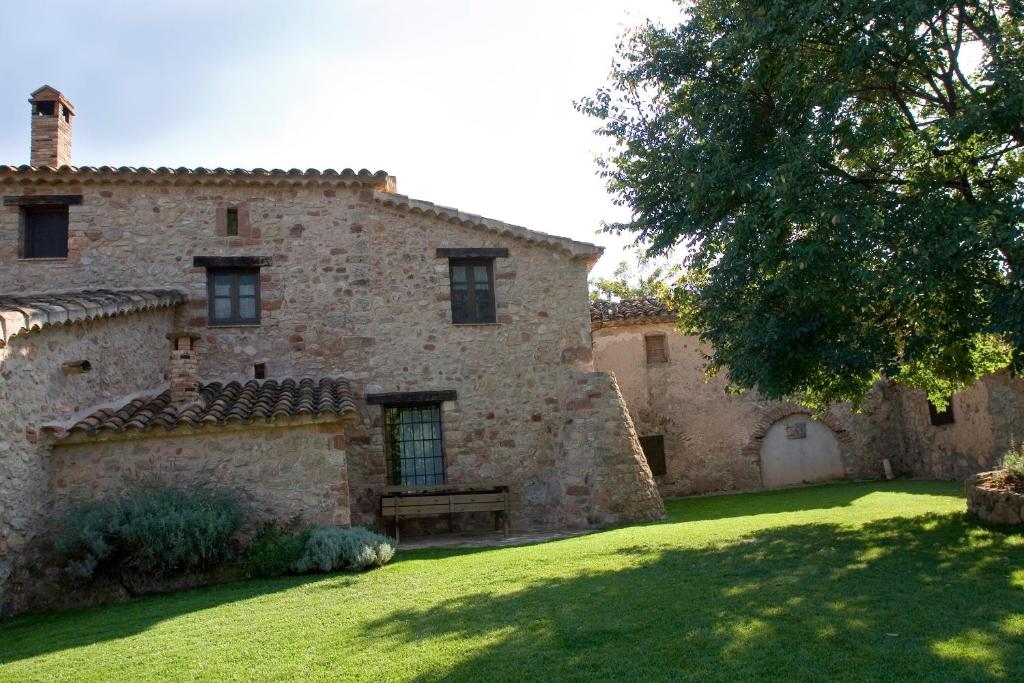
2,481,1023,682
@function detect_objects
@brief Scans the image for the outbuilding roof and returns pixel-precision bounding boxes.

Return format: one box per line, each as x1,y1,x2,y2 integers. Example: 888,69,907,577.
590,297,675,328
0,289,186,348
59,377,356,439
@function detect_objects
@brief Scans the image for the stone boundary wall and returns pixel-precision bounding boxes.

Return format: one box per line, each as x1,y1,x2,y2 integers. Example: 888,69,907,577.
966,473,1024,525
0,308,175,614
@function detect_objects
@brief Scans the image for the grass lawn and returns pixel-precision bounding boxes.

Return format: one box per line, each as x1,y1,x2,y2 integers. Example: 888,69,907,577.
2,481,1023,682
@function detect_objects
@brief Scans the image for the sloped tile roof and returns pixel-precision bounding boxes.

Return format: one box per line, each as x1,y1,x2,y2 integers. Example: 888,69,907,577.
65,378,356,437
0,289,186,348
591,297,675,328
0,164,393,190
374,192,604,266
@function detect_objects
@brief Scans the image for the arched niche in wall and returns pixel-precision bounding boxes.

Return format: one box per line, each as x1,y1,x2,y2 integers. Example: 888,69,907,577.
745,406,850,488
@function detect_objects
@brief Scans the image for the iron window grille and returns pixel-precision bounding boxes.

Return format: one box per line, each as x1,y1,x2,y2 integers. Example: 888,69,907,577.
449,258,496,324
383,404,446,485
22,206,69,258
207,268,261,325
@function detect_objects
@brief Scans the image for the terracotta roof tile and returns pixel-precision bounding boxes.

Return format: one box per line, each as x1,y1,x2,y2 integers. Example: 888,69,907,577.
64,378,356,438
591,297,675,328
0,289,186,347
0,165,393,189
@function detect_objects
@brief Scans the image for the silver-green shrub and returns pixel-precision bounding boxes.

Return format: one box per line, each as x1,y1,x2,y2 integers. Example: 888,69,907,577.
56,486,241,583
1001,442,1024,480
292,526,396,573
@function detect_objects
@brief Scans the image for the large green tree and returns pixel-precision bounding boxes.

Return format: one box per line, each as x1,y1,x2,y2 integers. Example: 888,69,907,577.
579,0,1023,408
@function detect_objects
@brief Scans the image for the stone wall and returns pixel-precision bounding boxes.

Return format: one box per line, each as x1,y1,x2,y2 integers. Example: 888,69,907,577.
0,175,658,537
592,322,905,497
554,371,665,526
897,371,1024,479
49,421,351,529
0,309,175,612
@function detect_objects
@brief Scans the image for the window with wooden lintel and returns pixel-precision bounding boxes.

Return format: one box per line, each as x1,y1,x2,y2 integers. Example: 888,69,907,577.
22,206,69,258
639,435,667,476
384,404,446,485
645,334,668,364
449,259,496,324
207,269,260,325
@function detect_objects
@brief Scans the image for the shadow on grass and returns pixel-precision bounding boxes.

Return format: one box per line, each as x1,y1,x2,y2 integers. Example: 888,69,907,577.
664,480,962,523
0,573,328,666
361,512,1024,682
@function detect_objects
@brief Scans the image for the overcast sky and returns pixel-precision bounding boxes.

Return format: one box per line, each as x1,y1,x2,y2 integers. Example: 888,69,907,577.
0,0,681,278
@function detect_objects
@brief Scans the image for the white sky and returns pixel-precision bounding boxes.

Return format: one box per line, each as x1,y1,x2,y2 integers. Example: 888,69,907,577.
0,0,683,279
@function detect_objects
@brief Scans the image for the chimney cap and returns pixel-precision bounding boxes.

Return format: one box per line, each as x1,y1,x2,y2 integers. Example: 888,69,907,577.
28,85,74,114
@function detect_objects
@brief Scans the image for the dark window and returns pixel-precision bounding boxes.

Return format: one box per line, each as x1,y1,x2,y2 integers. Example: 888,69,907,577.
929,397,955,426
226,208,239,236
34,101,55,116
383,404,446,485
254,363,267,379
22,206,69,258
449,258,495,324
639,435,667,476
207,269,260,325
645,334,667,363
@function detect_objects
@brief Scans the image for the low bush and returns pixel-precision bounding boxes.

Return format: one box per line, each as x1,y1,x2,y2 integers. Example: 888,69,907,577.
56,486,241,584
292,526,396,573
1001,442,1024,482
242,521,310,578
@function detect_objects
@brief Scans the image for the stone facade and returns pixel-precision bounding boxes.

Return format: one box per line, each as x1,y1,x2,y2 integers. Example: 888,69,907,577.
591,308,1023,498
0,88,665,613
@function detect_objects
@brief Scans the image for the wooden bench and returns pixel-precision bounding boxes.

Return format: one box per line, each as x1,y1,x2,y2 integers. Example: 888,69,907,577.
381,482,511,542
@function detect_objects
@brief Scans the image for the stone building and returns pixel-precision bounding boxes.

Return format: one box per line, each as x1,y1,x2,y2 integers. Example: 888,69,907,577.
591,298,1024,498
0,86,663,612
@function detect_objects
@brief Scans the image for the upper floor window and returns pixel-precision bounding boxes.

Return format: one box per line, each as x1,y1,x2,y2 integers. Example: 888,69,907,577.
23,206,69,259
645,334,668,363
226,207,240,236
449,258,495,324
207,269,260,325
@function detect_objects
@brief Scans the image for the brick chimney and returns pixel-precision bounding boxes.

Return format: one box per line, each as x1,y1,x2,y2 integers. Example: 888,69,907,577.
29,85,74,168
167,332,201,406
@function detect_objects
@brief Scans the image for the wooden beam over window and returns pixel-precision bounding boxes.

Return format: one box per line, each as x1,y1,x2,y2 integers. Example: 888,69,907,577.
366,390,458,405
435,248,509,259
4,194,82,206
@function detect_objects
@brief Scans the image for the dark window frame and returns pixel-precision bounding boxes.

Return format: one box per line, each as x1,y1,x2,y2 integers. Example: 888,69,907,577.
928,397,955,426
645,334,668,364
448,257,496,324
383,402,447,486
21,205,70,259
226,207,239,236
206,267,261,326
639,435,667,476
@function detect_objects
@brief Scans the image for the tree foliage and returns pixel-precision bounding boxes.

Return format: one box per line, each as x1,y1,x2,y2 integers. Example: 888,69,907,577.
579,0,1022,407
590,257,681,301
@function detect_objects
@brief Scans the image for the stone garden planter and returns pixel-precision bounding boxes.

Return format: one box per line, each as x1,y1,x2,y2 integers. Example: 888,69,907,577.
966,471,1024,525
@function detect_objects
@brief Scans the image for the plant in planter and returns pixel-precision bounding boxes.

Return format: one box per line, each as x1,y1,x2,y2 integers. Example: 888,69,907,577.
966,444,1024,525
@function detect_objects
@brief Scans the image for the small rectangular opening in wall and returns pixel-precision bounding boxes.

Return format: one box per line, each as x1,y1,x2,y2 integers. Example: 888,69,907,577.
645,334,667,364
929,397,955,426
226,208,239,236
34,101,55,116
254,363,266,379
639,435,667,476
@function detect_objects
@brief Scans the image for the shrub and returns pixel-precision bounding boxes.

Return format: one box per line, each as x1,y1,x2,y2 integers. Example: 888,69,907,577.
56,486,241,583
1001,442,1024,481
292,526,396,573
242,521,310,578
